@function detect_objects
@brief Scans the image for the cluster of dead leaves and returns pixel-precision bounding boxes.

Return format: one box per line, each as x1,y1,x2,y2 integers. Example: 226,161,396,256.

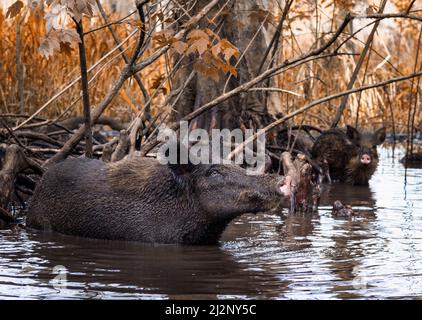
153,28,240,82
39,29,81,58
46,0,96,22
40,0,97,58
6,0,97,59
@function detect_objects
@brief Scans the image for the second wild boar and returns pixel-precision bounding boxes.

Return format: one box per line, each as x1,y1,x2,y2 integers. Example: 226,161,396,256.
311,125,386,185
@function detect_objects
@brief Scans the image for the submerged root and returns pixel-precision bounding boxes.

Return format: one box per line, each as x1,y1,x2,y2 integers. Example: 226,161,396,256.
281,152,320,214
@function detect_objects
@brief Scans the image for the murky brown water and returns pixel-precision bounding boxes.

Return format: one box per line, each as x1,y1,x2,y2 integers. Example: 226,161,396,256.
0,147,421,299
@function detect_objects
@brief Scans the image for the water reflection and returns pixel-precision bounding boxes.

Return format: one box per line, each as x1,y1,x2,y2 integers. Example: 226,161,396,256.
0,147,422,299
318,182,379,298
0,230,290,299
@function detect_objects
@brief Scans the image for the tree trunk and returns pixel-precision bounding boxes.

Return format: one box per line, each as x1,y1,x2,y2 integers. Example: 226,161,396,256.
170,0,273,132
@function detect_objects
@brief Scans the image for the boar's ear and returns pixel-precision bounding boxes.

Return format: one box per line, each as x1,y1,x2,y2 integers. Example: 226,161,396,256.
168,162,194,176
165,140,193,176
374,127,386,145
346,125,360,142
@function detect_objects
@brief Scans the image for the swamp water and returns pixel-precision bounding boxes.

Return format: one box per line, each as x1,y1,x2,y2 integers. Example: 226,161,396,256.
0,147,421,299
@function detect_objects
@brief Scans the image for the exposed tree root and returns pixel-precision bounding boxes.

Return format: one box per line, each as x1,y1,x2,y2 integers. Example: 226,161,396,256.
280,152,320,214
0,144,44,227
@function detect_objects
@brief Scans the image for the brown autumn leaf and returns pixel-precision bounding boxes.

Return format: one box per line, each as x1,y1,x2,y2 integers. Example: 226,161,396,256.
186,37,209,56
366,4,378,14
220,62,237,77
204,28,220,41
58,0,96,22
171,41,188,55
6,1,24,19
39,34,60,59
210,39,240,62
219,39,240,62
39,28,81,58
203,52,237,77
59,42,74,56
204,51,224,66
187,29,209,41
186,29,211,56
210,42,222,57
60,29,81,45
194,62,220,82
150,74,168,94
152,29,175,47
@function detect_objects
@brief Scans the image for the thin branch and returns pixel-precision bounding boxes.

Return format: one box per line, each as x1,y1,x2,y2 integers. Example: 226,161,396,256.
137,7,422,154
354,13,422,22
95,0,150,104
44,62,132,166
128,0,149,66
83,9,138,36
331,0,387,128
247,87,302,97
140,13,354,155
74,18,93,158
257,0,293,75
1,119,26,149
406,0,417,13
223,12,270,93
16,10,27,114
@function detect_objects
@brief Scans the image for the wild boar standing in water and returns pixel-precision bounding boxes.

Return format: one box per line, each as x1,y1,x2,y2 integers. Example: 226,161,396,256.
27,157,292,244
311,125,386,185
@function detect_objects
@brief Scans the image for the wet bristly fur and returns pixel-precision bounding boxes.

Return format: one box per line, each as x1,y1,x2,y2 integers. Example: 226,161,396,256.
27,156,286,244
311,126,385,185
345,155,378,185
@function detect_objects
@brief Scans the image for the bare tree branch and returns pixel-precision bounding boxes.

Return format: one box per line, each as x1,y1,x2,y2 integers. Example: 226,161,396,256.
95,0,150,104
74,18,93,158
15,10,27,114
45,0,221,165
331,0,387,128
227,71,422,160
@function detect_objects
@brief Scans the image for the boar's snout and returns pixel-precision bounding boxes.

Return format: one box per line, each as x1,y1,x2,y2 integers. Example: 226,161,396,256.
277,175,292,198
360,153,372,165
357,145,376,166
237,175,291,213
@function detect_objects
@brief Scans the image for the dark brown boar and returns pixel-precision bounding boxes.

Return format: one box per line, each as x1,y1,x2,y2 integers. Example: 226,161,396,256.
311,125,386,185
27,157,290,245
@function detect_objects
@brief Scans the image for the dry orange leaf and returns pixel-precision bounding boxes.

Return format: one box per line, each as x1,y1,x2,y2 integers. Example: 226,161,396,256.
171,41,188,54
6,1,24,19
186,37,209,56
187,29,209,41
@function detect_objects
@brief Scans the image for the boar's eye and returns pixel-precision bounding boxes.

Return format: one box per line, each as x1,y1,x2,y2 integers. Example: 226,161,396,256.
206,167,221,177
